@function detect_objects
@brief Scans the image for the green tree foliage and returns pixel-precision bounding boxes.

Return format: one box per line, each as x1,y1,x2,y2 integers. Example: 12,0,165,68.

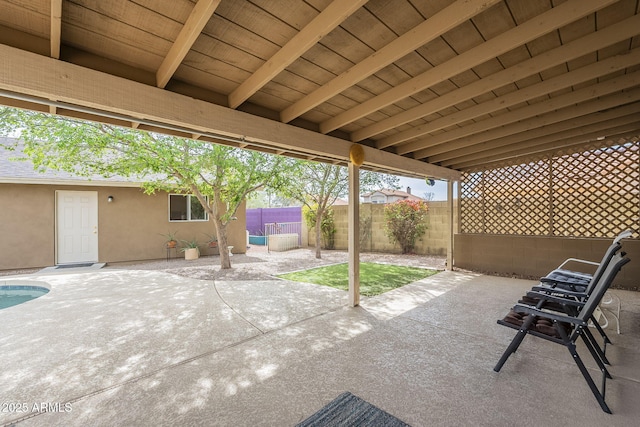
0,107,294,269
280,161,398,259
384,200,430,254
302,204,336,250
246,189,297,209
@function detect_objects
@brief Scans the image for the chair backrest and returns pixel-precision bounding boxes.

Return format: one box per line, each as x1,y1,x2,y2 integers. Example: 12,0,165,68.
577,252,630,324
613,229,633,245
582,242,623,295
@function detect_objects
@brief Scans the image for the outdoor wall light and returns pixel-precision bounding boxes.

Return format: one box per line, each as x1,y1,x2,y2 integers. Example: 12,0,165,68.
107,196,114,203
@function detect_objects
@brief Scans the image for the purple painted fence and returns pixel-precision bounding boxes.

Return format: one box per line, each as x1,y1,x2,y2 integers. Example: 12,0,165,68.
246,207,302,235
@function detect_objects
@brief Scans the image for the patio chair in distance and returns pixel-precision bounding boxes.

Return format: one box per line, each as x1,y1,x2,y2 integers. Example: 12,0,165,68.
538,229,631,292
523,240,626,361
534,230,632,335
494,251,630,414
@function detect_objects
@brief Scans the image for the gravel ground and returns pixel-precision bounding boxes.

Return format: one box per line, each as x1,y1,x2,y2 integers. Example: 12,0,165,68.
106,245,447,281
0,267,41,277
0,245,446,280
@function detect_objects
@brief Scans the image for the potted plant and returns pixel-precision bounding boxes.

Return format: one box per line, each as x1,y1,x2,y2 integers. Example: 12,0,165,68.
180,238,200,260
204,233,218,248
161,231,179,248
204,233,219,255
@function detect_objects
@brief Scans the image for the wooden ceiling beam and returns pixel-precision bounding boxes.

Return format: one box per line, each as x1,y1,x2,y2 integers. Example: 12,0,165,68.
363,14,640,147
228,0,367,109
49,0,62,116
156,0,221,89
429,102,640,164
0,43,460,181
319,0,617,134
451,124,640,170
404,70,640,158
380,47,640,149
457,130,640,171
278,0,502,125
50,0,62,59
442,113,640,167
416,88,640,161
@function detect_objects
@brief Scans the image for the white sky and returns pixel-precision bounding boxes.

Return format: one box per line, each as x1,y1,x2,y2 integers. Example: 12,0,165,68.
396,176,452,201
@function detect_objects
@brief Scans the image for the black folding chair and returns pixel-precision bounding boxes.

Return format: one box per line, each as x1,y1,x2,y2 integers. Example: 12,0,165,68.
538,229,631,292
523,241,625,363
494,251,630,414
533,230,632,336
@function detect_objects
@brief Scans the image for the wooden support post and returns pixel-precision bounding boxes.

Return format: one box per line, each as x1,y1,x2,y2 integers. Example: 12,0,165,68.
348,162,360,307
447,180,454,271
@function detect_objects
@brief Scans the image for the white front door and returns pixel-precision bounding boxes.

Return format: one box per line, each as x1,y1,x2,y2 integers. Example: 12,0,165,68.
56,190,99,265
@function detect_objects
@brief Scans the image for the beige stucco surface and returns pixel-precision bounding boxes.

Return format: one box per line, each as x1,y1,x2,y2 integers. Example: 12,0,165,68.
1,268,639,425
302,202,640,290
454,233,639,290
304,201,456,256
0,183,247,270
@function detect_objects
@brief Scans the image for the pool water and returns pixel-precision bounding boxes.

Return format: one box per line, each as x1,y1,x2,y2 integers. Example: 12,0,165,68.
0,285,49,310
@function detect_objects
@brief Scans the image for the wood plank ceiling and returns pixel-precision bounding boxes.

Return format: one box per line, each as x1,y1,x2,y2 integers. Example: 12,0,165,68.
0,0,639,175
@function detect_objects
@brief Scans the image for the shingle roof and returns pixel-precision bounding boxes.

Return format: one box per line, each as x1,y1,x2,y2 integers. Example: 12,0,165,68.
362,188,423,201
0,137,140,187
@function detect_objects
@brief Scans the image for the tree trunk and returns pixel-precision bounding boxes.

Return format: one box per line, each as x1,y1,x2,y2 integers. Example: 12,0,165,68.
314,206,323,259
203,191,231,270
213,218,232,269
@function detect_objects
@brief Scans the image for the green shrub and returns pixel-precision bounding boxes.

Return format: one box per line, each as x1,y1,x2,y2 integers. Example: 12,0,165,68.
303,204,336,249
384,200,429,254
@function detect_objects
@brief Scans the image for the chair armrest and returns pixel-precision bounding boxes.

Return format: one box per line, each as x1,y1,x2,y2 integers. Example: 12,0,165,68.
513,303,586,326
556,257,599,270
525,291,586,307
530,286,588,299
538,277,589,291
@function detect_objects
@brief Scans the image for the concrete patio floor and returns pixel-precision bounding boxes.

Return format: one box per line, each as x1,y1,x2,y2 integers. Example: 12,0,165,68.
1,267,639,426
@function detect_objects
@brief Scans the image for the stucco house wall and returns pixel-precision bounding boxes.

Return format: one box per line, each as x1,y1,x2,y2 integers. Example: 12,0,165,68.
0,140,246,271
0,182,247,271
454,234,638,290
361,188,423,204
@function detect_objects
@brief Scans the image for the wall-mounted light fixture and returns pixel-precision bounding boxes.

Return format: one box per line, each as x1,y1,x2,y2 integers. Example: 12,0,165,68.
107,195,114,203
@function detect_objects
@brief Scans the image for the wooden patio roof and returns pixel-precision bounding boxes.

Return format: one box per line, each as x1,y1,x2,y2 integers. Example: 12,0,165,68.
1,0,639,180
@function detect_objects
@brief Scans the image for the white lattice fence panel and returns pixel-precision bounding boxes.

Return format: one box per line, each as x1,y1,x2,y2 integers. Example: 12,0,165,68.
461,162,551,235
552,142,639,237
460,171,484,233
461,141,639,238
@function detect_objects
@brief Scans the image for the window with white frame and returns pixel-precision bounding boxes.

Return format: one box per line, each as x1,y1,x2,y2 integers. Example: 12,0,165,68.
169,194,208,221
371,194,386,204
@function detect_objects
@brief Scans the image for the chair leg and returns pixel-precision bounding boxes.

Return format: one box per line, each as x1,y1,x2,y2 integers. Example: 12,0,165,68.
582,326,611,367
579,331,612,380
568,342,612,414
494,315,535,372
590,314,612,345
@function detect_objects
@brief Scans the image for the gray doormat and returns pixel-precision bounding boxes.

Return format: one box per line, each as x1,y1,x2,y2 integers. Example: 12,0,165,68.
56,263,95,269
296,392,410,427
38,263,105,274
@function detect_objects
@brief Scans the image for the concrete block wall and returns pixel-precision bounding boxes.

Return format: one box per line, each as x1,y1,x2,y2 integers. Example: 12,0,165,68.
454,234,639,290
303,201,457,255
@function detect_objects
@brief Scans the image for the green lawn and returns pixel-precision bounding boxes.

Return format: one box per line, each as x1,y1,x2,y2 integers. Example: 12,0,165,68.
277,262,439,296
